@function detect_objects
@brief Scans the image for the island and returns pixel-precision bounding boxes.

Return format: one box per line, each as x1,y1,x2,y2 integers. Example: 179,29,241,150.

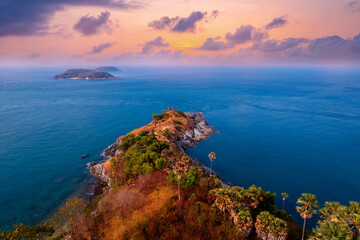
53,69,118,80
95,66,121,72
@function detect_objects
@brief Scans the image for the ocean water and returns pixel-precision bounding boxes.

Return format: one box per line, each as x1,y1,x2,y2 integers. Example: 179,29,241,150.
0,66,359,230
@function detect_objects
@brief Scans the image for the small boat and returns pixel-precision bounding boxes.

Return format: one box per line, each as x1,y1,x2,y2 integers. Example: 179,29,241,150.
81,154,89,158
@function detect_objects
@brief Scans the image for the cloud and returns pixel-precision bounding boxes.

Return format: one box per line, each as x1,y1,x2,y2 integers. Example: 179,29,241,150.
148,16,179,30
305,35,360,58
345,0,360,11
265,16,288,30
251,38,308,52
73,12,112,35
141,36,169,54
0,0,140,37
89,42,116,54
195,37,232,51
148,11,217,33
225,25,267,44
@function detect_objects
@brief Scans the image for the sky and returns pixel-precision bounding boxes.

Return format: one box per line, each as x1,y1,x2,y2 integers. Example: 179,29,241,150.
0,0,359,66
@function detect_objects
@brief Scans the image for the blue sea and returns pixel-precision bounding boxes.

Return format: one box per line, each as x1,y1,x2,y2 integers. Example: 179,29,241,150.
0,66,359,230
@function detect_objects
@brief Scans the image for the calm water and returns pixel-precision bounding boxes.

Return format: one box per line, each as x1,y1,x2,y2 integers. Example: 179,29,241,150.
0,66,359,229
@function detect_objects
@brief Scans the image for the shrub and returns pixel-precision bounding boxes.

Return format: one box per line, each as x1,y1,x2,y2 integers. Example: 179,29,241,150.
174,120,183,125
255,211,288,240
154,157,167,170
152,114,162,121
0,223,54,240
112,133,169,184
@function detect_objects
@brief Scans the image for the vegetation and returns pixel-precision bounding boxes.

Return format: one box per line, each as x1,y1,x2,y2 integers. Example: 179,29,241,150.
255,211,288,240
0,223,54,240
208,152,216,175
297,193,319,240
282,192,289,210
111,131,169,188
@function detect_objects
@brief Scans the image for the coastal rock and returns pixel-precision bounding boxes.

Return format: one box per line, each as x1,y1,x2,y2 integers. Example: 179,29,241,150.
176,112,216,152
89,161,110,183
102,137,123,158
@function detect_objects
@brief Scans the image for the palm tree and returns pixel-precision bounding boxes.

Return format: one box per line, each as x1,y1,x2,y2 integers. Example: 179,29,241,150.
208,152,216,175
282,192,289,210
345,202,360,240
177,174,182,201
311,220,352,240
297,193,319,240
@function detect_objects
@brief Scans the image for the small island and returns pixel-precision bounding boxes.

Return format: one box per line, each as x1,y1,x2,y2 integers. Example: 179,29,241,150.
53,69,118,80
95,66,121,72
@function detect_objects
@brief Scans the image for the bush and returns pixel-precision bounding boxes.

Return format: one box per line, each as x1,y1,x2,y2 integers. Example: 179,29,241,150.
155,157,167,170
112,133,169,184
0,223,54,240
255,211,288,240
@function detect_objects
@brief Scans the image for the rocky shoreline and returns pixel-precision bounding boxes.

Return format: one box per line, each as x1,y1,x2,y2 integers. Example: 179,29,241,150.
88,112,230,195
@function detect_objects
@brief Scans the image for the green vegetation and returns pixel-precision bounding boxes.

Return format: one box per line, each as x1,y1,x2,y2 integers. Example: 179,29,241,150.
175,110,186,118
173,120,183,125
152,112,169,121
255,211,288,240
167,166,202,189
309,201,360,240
0,223,54,240
112,132,169,186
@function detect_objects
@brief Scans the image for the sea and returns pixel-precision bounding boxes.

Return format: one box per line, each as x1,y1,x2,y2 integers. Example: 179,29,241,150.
0,66,359,230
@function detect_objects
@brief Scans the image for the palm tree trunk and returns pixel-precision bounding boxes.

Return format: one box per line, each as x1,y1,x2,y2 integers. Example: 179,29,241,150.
352,228,358,240
282,199,285,210
210,161,213,175
178,180,181,201
302,218,306,240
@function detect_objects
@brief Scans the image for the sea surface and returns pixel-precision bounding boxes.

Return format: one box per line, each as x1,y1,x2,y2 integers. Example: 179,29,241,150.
0,66,359,230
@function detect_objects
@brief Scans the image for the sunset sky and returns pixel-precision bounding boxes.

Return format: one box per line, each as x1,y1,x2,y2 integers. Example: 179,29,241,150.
1,0,359,66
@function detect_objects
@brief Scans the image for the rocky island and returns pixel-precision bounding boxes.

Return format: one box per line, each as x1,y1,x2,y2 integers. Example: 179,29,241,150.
95,66,121,72
53,68,118,80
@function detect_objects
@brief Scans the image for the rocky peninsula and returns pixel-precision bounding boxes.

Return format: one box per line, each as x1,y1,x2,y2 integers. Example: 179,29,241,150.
90,110,218,188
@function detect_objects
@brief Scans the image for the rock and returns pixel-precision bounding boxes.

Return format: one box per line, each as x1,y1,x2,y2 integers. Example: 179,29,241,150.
176,112,217,152
102,137,123,158
89,161,110,183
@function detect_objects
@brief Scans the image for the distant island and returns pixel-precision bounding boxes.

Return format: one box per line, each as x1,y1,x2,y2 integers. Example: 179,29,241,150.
95,66,121,72
53,69,118,80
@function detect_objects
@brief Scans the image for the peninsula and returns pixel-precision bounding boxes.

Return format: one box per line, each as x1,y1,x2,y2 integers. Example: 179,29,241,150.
53,69,117,80
2,109,358,240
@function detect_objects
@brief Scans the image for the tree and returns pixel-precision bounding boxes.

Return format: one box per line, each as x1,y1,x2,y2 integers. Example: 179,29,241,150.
310,220,352,240
208,152,216,175
255,211,288,240
178,174,182,201
296,193,319,240
281,192,289,210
